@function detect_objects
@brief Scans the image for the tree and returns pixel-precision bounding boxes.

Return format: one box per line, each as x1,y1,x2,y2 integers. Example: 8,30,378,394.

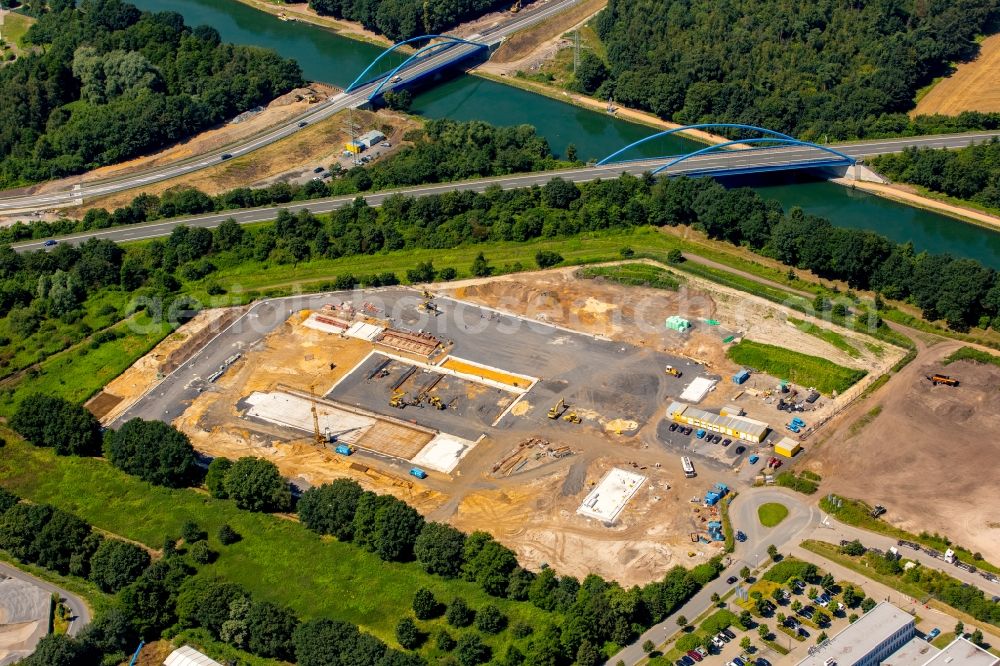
407,260,437,283
666,248,683,263
771,587,784,603
740,636,751,651
741,566,751,580
642,639,655,653
396,617,421,650
573,51,608,94
739,610,753,629
575,640,600,666
294,618,374,666
436,629,456,651
817,631,828,644
89,539,150,592
218,524,241,545
462,532,517,596
243,600,298,660
455,633,491,666
541,177,579,209
383,89,413,111
188,540,215,564
566,143,578,162
446,597,474,627
849,613,859,623
534,250,563,269
790,600,802,612
820,573,835,589
412,589,441,620
205,457,233,498
955,621,965,636
103,419,198,487
0,487,18,516
181,521,206,544
223,456,291,512
470,252,493,277
119,559,192,639
758,623,769,639
970,629,983,645
861,597,877,612
414,522,466,578
768,544,779,561
677,615,688,628
475,604,506,634
807,587,818,600
15,633,84,666
10,393,101,456
298,479,364,541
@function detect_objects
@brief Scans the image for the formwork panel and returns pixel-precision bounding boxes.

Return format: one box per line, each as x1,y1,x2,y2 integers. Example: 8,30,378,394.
356,420,434,460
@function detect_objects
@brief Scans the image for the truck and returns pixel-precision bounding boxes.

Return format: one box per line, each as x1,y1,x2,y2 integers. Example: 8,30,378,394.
409,467,427,479
791,417,806,428
335,444,353,456
733,369,751,384
926,374,959,387
665,365,683,377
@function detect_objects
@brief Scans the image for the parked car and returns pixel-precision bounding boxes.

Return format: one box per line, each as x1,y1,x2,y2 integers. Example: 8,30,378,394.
716,632,729,643
735,446,746,454
669,423,678,432
682,427,693,435
696,429,707,439
928,628,941,640
722,438,732,446
381,141,391,147
695,647,709,658
723,628,737,640
755,659,771,666
772,460,782,469
686,650,703,662
733,657,745,666
727,575,738,584
712,637,725,649
748,454,758,463
313,166,324,173
736,531,747,542
680,656,695,666
797,627,810,638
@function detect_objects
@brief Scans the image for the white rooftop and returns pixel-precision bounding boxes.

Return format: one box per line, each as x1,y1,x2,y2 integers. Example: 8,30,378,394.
922,638,999,666
796,601,915,666
885,638,939,666
164,646,223,666
679,376,716,403
576,468,645,523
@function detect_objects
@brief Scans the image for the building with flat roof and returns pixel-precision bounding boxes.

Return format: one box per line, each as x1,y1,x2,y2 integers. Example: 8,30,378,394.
796,601,916,666
164,645,223,666
666,400,770,443
884,637,939,666
922,638,999,666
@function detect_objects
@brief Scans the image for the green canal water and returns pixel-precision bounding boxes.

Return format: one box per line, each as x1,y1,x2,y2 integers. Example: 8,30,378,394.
131,0,1000,268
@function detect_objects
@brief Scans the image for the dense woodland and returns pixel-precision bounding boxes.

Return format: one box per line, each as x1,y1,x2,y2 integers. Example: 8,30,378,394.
592,0,1000,140
871,138,1000,209
306,0,509,42
0,0,302,187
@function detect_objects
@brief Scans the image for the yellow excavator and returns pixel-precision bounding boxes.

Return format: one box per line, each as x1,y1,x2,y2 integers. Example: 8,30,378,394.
509,0,521,12
563,410,581,424
390,389,406,408
547,398,567,419
428,395,445,410
665,365,683,377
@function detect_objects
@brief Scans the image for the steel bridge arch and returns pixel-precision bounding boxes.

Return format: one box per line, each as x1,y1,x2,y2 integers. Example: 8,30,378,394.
648,137,855,175
346,34,488,98
596,124,798,166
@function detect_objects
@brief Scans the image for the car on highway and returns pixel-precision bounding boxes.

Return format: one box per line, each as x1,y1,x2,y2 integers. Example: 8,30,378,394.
221,153,233,160
726,575,738,584
43,239,58,247
298,121,308,127
928,628,941,640
391,75,403,83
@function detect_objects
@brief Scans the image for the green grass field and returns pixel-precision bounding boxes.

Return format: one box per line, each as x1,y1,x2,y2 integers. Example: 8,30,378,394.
757,503,789,527
1,12,35,48
943,346,1000,368
577,262,682,290
0,437,559,653
786,317,859,358
727,340,867,395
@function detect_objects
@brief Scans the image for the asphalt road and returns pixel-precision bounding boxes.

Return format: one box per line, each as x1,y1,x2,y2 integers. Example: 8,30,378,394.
11,131,1000,253
0,0,584,215
0,561,91,637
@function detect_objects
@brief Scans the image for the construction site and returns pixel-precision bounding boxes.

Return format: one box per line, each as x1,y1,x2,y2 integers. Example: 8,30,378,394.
98,264,902,584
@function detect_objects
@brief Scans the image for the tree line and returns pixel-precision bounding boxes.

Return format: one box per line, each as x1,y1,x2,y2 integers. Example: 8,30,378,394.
591,0,1000,141
871,138,1000,210
307,0,508,42
0,119,560,246
0,0,302,188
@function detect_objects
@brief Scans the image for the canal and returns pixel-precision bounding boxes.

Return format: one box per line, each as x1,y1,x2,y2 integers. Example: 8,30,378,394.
132,0,1000,269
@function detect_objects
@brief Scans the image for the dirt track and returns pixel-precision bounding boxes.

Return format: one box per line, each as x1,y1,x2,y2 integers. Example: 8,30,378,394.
807,338,1000,561
913,33,1000,116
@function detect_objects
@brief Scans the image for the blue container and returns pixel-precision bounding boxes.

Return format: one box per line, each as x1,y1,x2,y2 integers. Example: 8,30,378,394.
410,467,428,479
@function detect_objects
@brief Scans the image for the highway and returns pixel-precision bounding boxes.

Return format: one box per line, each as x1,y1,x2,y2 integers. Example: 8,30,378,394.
10,130,1000,252
0,0,584,215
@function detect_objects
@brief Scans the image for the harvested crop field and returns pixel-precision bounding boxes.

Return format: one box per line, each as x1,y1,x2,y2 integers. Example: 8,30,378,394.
806,340,1000,561
913,33,1000,116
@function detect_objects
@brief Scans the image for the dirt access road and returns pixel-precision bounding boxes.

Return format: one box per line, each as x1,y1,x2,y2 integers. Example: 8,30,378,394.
805,335,1000,562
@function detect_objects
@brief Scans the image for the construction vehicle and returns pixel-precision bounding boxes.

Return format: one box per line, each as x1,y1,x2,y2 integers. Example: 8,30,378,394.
871,504,887,518
309,383,326,446
926,374,959,387
428,395,445,410
547,398,568,419
509,0,521,12
409,467,428,479
390,389,406,408
665,365,683,377
421,289,433,299
563,410,581,424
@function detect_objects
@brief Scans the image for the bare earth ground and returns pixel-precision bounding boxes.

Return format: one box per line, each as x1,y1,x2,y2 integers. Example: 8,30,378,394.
58,107,415,217
806,338,1000,562
107,268,893,585
913,33,1000,116
482,0,607,64
231,0,393,46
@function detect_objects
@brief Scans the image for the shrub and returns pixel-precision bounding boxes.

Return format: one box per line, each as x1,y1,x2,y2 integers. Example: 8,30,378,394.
217,524,241,545
446,597,474,627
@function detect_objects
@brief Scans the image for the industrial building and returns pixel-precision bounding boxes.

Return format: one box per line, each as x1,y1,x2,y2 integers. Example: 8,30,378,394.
797,601,916,666
666,400,770,443
774,436,801,457
921,638,999,666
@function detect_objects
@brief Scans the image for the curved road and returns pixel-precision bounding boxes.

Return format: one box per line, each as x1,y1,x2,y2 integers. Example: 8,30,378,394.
10,131,1000,253
606,488,819,665
0,561,91,637
0,0,584,215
